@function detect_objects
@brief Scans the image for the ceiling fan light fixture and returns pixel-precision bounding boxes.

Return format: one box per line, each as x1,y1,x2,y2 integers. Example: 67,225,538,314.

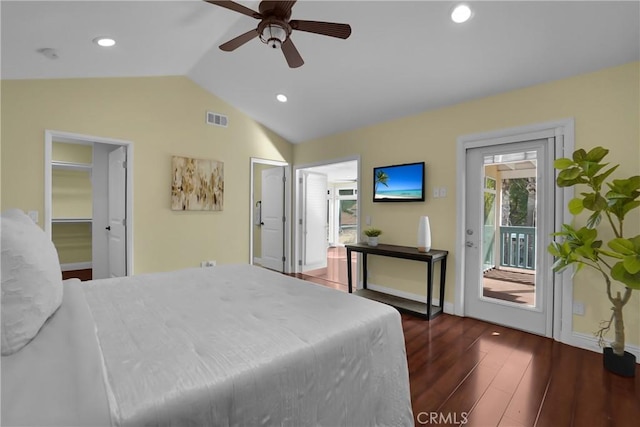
451,4,473,24
276,94,288,103
260,24,287,49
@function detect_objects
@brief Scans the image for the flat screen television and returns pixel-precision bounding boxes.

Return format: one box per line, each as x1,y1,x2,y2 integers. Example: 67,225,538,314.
373,162,425,202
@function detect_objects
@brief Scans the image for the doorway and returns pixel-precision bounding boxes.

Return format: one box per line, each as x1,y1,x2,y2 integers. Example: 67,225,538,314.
249,158,291,273
44,130,133,280
294,158,359,289
456,120,575,340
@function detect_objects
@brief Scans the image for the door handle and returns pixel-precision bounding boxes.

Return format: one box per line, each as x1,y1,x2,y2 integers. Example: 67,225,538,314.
105,226,111,231
466,241,473,247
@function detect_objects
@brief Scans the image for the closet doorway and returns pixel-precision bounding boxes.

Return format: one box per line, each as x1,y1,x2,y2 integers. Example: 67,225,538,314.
44,130,133,280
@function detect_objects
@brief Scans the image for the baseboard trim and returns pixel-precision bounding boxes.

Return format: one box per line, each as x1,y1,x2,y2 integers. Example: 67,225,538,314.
60,262,92,272
253,257,262,265
568,332,640,364
367,282,455,315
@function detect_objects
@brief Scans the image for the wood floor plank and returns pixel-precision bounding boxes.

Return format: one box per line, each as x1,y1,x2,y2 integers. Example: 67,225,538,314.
437,362,501,419
465,386,512,427
498,415,527,427
502,338,553,426
490,344,534,395
533,343,582,426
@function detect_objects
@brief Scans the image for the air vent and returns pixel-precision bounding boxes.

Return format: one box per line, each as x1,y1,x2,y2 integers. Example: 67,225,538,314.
206,111,228,128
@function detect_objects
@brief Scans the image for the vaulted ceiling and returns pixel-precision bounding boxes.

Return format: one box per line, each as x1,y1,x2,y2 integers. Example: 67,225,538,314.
2,1,639,143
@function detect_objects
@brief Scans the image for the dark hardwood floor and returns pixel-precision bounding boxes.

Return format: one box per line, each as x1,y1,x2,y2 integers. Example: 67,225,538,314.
62,268,92,281
295,273,640,427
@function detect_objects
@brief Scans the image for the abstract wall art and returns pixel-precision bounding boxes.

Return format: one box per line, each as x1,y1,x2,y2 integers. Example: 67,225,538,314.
171,156,224,211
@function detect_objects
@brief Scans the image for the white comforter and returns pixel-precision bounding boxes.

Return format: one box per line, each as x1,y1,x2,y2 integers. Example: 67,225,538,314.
3,264,413,426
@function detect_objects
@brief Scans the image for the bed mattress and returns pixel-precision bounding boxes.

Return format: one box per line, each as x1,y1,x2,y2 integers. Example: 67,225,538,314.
2,264,413,426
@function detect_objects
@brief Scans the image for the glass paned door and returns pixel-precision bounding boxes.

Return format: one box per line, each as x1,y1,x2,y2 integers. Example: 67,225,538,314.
464,139,554,336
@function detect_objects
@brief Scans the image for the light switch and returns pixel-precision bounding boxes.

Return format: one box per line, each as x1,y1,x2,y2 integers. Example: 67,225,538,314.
27,210,38,223
365,215,372,225
433,188,439,198
439,187,447,198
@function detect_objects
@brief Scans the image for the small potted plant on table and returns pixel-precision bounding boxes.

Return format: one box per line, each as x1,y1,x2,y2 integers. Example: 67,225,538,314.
363,228,382,247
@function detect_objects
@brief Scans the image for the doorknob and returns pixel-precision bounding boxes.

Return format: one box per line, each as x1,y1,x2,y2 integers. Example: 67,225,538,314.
105,226,111,231
466,241,474,247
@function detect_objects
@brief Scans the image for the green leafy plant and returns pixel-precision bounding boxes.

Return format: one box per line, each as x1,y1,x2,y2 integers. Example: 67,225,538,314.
548,147,640,356
363,227,383,237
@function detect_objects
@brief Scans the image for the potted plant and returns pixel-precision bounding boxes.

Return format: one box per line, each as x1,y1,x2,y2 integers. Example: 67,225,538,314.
548,146,639,377
363,228,382,247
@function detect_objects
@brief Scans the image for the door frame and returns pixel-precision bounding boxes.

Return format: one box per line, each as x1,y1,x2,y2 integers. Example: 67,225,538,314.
455,119,575,342
44,130,134,276
294,155,360,275
249,157,291,273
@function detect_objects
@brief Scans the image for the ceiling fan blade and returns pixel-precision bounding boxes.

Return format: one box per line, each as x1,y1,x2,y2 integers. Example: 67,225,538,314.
219,29,259,51
290,20,351,39
205,1,262,19
281,38,304,68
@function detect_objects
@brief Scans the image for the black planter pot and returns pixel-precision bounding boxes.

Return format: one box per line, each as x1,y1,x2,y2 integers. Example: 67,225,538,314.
603,347,637,377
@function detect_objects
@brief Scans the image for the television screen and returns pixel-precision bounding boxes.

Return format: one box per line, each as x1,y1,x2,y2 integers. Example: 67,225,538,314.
373,162,425,202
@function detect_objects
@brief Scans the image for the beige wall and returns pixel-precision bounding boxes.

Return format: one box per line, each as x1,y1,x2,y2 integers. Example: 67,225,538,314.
52,141,92,164
52,169,92,219
1,76,293,273
294,62,640,345
52,222,92,264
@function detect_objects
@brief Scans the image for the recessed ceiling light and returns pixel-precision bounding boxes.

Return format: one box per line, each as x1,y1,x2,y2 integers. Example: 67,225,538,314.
451,4,473,24
276,94,288,103
93,37,116,47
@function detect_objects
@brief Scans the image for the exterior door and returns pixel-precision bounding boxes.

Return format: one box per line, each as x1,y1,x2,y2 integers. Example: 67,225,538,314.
260,166,285,272
107,146,127,277
464,138,554,336
302,171,328,272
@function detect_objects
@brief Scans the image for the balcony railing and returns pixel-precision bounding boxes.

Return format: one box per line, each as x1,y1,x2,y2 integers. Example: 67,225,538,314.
500,226,535,270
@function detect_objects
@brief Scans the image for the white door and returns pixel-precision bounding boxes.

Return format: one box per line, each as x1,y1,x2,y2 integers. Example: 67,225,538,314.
464,138,555,336
108,146,127,277
260,166,285,272
302,171,328,272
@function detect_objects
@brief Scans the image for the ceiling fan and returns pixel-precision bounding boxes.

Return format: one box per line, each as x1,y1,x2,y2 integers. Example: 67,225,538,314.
205,0,352,68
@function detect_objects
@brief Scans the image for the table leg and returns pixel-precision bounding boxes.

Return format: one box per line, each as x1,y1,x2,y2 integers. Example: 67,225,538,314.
439,256,447,309
426,260,433,319
362,253,368,289
347,248,353,293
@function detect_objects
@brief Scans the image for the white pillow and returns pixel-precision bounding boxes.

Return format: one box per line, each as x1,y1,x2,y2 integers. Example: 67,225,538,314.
1,209,64,355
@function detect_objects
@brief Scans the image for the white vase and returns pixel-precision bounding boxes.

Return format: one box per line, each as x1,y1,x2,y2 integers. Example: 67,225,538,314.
368,236,379,247
417,216,431,252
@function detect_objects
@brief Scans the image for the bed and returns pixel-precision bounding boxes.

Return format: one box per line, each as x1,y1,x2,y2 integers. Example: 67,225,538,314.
1,209,413,426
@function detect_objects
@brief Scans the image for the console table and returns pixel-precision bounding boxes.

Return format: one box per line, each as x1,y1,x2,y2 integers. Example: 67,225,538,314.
345,243,448,320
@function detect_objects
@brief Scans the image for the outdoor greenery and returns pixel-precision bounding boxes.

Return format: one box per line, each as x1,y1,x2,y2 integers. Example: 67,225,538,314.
502,178,536,226
548,147,640,356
